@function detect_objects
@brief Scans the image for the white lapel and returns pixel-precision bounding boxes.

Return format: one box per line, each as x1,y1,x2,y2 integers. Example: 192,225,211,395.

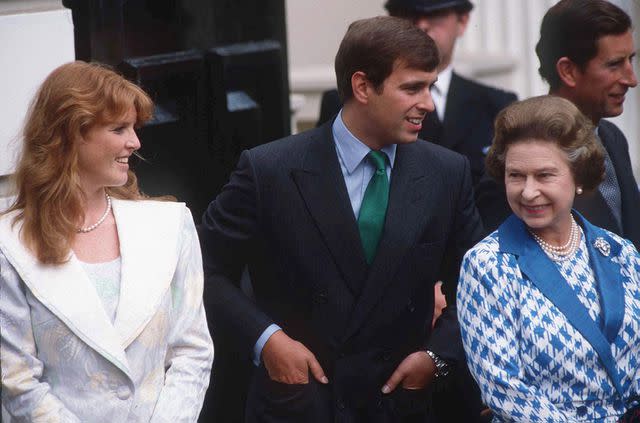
111,199,183,348
0,212,132,379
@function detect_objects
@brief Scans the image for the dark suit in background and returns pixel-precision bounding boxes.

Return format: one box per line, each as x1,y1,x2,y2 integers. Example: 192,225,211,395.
317,72,517,187
199,121,483,422
476,119,640,248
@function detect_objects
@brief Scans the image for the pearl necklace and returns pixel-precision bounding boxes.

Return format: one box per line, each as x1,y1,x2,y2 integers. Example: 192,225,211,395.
77,193,111,233
530,216,580,262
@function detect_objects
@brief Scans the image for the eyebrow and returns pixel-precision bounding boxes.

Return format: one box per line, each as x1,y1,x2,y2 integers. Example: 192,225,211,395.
505,166,558,173
605,50,636,64
399,81,430,89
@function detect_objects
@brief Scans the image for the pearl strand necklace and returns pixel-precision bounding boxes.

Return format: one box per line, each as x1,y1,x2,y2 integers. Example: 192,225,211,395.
77,192,112,233
530,216,580,261
531,218,577,253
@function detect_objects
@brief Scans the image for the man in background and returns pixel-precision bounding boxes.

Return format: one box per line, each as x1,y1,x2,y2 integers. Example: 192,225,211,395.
318,0,517,188
476,0,640,248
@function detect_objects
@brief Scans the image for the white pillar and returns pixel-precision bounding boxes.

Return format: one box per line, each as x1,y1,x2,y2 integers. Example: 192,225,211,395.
0,0,75,200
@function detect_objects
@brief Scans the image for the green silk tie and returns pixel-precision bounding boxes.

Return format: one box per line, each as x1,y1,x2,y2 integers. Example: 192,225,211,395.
358,150,389,264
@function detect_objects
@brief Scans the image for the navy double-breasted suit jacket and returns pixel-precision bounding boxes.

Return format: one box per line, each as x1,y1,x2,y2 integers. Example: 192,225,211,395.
200,121,483,422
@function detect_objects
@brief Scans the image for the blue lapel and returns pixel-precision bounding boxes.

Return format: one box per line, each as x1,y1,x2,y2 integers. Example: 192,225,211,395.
498,212,625,397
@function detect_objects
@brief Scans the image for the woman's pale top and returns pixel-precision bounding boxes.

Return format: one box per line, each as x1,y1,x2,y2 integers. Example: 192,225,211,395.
0,198,214,422
80,257,122,323
457,213,640,422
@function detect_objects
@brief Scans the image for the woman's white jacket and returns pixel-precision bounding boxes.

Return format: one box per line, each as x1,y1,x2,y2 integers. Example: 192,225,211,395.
0,199,214,422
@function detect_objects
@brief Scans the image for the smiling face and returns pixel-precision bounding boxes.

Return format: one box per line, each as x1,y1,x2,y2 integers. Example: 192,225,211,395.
76,106,140,195
364,62,437,149
505,139,577,242
568,30,638,123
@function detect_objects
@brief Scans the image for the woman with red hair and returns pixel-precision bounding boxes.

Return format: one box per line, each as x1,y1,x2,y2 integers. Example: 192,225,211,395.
0,61,213,422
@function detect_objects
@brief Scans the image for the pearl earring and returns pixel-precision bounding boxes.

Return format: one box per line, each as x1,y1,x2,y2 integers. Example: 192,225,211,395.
576,187,583,195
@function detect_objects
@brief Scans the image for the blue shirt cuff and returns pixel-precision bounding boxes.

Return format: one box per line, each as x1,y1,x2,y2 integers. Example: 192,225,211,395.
253,324,282,366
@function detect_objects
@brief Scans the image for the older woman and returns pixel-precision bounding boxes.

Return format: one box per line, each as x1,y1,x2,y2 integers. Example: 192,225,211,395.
457,95,640,422
0,61,213,422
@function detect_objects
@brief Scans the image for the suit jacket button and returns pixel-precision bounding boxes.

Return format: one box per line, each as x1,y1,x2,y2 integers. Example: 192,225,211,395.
407,300,415,313
116,386,131,400
337,399,346,410
383,351,392,361
314,292,328,304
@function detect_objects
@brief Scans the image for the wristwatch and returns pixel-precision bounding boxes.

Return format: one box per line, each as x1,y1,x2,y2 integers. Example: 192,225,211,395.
425,349,451,379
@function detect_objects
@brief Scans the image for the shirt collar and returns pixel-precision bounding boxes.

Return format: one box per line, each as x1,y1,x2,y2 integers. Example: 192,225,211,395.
434,64,453,98
332,110,397,174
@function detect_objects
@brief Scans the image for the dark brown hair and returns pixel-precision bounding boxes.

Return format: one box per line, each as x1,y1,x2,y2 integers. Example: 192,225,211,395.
486,95,604,191
335,16,439,101
6,61,154,264
536,0,631,90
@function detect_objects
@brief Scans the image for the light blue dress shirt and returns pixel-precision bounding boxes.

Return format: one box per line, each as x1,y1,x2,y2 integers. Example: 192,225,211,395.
252,110,396,365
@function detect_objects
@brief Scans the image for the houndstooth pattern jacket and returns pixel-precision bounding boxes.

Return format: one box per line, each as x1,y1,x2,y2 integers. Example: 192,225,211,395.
457,213,640,422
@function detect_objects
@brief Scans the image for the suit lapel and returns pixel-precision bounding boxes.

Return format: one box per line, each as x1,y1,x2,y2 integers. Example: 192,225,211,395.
343,143,431,340
577,214,624,344
0,212,132,379
499,214,625,397
600,120,640,247
291,125,368,295
111,199,183,348
440,73,471,150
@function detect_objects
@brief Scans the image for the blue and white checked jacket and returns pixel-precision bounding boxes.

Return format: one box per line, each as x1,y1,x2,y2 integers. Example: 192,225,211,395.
458,213,640,422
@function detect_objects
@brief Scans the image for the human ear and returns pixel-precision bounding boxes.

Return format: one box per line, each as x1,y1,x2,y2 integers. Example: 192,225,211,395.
351,71,371,104
556,57,580,88
456,12,470,37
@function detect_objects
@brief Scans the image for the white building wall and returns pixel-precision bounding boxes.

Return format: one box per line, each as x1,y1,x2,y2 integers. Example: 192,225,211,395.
0,0,75,199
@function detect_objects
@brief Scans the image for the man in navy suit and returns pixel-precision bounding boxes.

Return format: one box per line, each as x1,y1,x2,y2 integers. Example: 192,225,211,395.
318,0,517,188
201,16,482,422
320,2,514,420
476,0,640,248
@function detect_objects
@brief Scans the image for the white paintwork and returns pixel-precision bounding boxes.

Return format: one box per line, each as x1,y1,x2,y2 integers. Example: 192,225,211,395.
0,4,74,181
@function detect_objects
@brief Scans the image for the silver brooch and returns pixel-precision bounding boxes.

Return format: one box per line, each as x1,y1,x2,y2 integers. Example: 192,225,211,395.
594,237,611,256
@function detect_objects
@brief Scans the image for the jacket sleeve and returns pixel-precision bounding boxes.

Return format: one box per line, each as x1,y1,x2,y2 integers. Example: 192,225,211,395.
456,246,569,422
199,149,274,359
149,207,214,423
427,155,483,364
0,252,81,423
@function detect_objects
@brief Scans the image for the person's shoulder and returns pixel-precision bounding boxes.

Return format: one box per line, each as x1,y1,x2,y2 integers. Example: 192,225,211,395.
466,231,500,258
411,137,456,155
599,119,628,144
321,88,339,98
410,138,469,167
121,197,185,209
114,198,188,224
317,89,341,126
248,124,332,166
599,118,623,132
459,232,505,282
452,72,517,106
